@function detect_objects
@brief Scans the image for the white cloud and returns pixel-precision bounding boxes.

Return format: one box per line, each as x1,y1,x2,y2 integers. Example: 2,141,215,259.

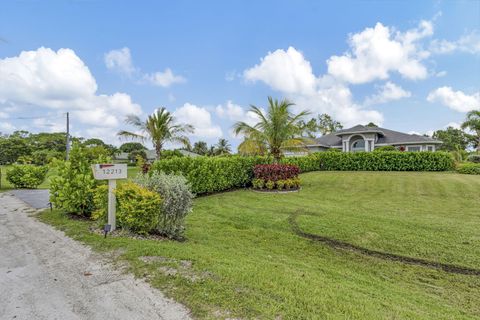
244,47,316,95
430,32,480,55
174,103,222,139
0,111,8,119
0,121,15,132
243,47,383,126
216,100,260,128
364,82,411,106
104,47,135,75
436,70,447,77
0,47,142,139
104,47,186,87
427,86,480,112
445,121,461,129
327,21,433,84
144,68,186,87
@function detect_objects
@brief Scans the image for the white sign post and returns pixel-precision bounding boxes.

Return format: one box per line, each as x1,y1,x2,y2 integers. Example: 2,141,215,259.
92,164,127,231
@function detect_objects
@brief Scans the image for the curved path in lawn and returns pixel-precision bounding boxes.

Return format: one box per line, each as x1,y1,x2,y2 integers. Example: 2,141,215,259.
0,192,191,320
289,210,480,276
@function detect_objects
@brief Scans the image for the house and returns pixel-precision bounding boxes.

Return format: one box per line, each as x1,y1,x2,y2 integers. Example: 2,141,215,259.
305,125,442,152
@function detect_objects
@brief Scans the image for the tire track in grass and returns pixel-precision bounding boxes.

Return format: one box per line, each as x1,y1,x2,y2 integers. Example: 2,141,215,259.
289,210,480,276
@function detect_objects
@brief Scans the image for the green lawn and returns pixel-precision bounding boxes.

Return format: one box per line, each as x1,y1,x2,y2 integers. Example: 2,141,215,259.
39,171,480,319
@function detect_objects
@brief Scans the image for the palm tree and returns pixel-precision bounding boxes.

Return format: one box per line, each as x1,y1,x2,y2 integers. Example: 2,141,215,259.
233,97,310,162
192,141,209,156
215,138,231,155
118,108,194,159
461,110,480,152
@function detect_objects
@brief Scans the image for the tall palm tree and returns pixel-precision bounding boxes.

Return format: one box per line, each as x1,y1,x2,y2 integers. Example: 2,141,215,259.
461,110,480,152
118,108,194,159
233,97,310,162
215,138,231,155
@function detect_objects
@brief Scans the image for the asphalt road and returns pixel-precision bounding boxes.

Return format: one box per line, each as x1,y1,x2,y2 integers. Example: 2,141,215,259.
0,192,191,320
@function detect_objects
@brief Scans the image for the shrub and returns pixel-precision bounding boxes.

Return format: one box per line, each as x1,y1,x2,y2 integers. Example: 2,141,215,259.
151,155,269,194
92,185,109,221
282,151,454,172
276,180,286,190
467,154,480,163
150,151,454,194
134,172,193,238
373,145,397,152
253,164,300,182
115,182,162,235
252,178,265,189
50,144,108,217
265,180,275,190
456,163,480,175
6,164,48,188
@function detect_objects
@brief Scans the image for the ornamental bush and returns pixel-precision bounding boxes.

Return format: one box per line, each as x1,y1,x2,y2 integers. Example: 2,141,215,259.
456,163,480,175
114,182,162,235
6,164,48,188
151,155,269,194
50,144,109,217
134,172,193,238
253,164,300,181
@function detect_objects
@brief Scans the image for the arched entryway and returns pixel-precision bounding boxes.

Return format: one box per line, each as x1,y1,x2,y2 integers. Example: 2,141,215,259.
350,135,365,152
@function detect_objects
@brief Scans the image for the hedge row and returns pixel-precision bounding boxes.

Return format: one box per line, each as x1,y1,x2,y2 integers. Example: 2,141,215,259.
151,152,454,194
151,156,269,194
281,151,455,172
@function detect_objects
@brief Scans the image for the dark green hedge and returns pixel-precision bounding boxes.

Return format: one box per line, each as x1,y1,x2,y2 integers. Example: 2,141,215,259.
151,156,269,194
151,152,454,194
282,151,455,172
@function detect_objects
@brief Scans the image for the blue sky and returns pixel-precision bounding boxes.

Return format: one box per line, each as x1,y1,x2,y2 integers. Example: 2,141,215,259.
0,0,479,148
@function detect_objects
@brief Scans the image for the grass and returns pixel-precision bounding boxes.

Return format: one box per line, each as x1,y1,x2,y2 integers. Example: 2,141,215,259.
0,165,139,191
38,171,480,319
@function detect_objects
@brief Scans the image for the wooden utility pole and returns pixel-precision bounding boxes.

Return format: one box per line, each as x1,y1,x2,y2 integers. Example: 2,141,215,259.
66,112,71,160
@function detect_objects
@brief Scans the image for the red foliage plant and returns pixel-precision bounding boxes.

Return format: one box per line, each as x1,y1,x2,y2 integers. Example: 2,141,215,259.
253,164,300,182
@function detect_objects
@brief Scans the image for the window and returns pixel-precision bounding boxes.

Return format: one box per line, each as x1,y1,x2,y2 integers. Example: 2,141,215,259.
351,139,365,152
407,146,421,152
427,145,434,152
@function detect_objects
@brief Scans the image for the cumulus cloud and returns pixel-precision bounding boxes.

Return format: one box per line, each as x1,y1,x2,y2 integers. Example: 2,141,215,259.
0,47,142,139
104,47,135,75
243,47,383,126
216,100,260,128
144,68,186,87
427,86,480,112
430,32,480,55
364,82,411,106
174,103,222,139
0,121,15,132
327,21,433,84
244,47,316,95
105,47,185,87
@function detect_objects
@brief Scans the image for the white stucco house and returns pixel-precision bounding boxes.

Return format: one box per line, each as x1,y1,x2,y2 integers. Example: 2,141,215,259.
304,125,442,153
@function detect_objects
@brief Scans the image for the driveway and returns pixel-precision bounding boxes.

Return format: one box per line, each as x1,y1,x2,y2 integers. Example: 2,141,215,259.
0,192,191,320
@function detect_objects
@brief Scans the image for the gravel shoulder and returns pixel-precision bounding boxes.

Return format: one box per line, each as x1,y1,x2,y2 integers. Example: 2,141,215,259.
0,192,191,320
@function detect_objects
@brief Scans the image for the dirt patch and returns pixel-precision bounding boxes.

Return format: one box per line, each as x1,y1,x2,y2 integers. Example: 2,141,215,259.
289,210,480,276
139,256,215,283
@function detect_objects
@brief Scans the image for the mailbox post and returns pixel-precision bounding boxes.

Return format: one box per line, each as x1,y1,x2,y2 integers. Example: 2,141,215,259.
92,164,127,231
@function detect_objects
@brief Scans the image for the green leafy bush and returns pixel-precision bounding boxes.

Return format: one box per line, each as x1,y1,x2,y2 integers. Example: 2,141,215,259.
115,182,162,235
134,172,193,238
6,165,48,188
282,151,454,172
151,151,454,194
373,145,397,152
50,144,108,217
252,178,265,189
265,180,275,190
151,155,269,194
467,154,480,163
456,163,480,175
